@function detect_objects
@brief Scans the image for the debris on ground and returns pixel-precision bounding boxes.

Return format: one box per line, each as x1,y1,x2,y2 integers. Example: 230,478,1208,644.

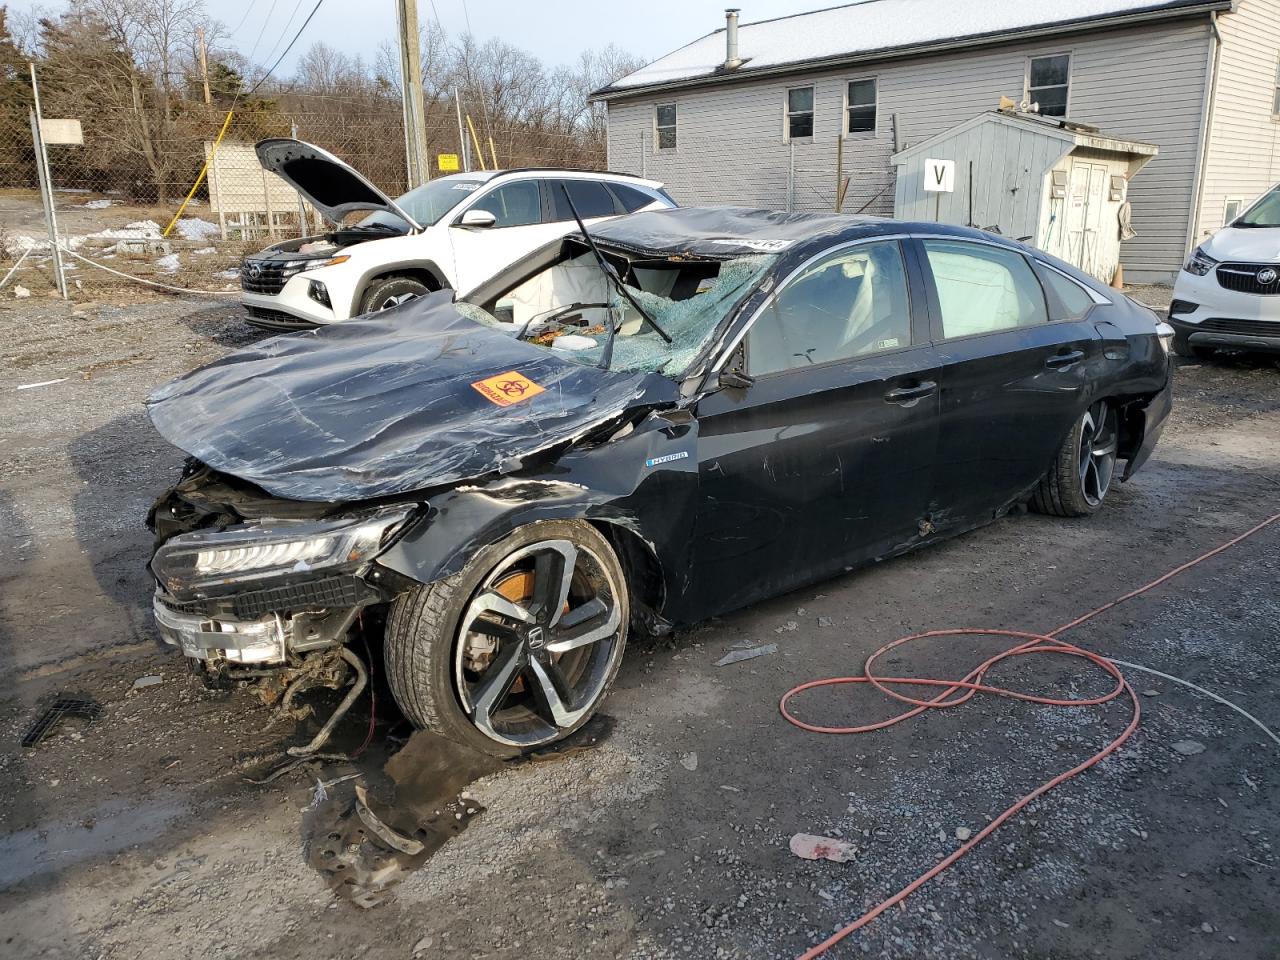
1173,740,1206,755
790,833,858,863
680,752,698,771
131,675,163,690
13,284,31,298
21,694,103,747
715,643,778,666
955,826,973,841
16,378,67,390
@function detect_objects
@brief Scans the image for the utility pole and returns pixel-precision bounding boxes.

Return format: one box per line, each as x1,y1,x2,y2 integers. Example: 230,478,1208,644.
197,27,211,106
396,0,430,187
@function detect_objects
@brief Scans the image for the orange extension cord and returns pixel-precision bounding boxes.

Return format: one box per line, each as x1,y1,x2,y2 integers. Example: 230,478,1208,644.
780,511,1280,960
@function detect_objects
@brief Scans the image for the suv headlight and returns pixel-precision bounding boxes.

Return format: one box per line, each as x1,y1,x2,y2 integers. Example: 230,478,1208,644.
296,255,349,272
152,505,415,596
1183,247,1218,277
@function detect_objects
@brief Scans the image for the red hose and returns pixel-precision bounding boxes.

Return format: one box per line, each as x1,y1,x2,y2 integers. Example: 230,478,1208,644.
782,511,1280,960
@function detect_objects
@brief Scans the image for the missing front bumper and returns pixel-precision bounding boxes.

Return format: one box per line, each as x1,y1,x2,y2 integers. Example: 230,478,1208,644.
153,593,290,664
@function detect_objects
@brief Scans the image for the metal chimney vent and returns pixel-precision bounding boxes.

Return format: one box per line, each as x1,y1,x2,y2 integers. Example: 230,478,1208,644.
724,9,744,70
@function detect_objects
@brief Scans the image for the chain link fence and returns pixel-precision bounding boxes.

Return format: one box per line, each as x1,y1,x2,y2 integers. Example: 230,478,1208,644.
1,107,901,304
0,96,609,302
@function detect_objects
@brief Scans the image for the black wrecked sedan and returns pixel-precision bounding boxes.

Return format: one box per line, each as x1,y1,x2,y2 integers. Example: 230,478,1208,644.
146,207,1173,755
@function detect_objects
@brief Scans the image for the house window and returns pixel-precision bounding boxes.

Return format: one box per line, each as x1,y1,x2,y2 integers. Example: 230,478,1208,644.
846,79,876,134
786,86,814,139
655,103,677,149
1029,54,1071,117
1224,198,1244,224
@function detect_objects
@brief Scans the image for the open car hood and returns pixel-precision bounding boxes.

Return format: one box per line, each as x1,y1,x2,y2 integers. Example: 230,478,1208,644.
146,293,678,502
255,138,422,229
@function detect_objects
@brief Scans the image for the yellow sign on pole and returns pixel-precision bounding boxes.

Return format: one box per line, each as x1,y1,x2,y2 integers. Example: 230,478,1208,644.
438,153,460,172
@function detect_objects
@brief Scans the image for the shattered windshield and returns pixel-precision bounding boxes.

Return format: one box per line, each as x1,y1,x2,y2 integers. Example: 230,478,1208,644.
1235,185,1280,228
458,252,776,376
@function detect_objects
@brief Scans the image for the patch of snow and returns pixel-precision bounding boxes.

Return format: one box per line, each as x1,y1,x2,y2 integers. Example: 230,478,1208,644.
175,217,220,241
608,0,1197,89
193,246,217,255
215,269,239,280
155,252,180,272
82,198,114,209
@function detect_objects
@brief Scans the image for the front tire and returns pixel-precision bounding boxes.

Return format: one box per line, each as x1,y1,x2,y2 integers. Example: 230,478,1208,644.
358,276,431,315
1030,400,1120,518
1171,332,1210,360
384,521,629,757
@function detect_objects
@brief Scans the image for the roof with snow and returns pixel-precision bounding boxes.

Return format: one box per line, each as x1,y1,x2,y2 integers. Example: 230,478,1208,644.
595,0,1229,97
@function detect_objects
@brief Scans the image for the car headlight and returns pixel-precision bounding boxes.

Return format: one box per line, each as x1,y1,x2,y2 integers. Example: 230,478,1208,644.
297,255,349,272
1183,247,1218,277
152,505,415,596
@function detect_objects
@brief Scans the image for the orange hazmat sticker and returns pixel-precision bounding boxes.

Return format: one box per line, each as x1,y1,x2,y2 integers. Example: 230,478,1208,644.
470,370,546,407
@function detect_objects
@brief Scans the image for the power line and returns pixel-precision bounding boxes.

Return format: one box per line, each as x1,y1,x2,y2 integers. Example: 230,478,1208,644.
257,0,308,69
247,0,328,96
245,0,283,65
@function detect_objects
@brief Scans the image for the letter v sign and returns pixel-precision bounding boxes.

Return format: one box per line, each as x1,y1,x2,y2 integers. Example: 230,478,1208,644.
923,158,955,193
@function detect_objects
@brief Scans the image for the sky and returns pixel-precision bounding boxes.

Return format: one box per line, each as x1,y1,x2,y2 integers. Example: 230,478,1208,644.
6,0,823,73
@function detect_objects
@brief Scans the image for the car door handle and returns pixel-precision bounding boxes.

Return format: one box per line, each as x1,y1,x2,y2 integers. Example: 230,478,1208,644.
1045,350,1085,369
883,381,937,404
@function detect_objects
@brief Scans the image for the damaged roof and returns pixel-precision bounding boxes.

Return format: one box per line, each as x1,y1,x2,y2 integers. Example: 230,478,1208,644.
594,0,1230,97
589,206,880,258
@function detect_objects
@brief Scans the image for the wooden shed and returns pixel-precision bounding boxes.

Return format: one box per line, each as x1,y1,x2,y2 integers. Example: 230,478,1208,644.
891,111,1158,282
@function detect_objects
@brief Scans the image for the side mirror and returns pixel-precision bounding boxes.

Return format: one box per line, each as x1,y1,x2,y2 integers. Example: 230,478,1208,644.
457,209,497,229
706,368,754,392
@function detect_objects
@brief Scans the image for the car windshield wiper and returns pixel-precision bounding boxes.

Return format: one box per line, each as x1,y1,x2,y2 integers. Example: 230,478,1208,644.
556,184,671,370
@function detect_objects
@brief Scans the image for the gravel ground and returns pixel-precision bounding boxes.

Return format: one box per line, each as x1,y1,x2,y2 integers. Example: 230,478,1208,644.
0,291,1277,960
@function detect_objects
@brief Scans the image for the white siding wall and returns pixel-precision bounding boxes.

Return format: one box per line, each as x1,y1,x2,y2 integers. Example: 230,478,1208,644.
607,20,1212,282
1196,0,1280,240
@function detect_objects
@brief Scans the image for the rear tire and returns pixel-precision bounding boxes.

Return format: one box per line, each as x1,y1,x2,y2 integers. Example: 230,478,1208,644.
1030,400,1120,518
358,276,431,315
384,520,629,758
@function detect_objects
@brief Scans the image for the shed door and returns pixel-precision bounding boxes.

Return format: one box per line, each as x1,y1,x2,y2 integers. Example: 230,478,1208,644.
1064,161,1108,276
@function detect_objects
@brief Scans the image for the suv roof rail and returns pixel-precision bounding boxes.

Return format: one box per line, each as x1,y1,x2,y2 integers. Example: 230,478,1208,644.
489,166,653,181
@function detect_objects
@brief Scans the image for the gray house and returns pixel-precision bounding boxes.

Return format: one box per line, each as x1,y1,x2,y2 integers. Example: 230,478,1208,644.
594,0,1280,282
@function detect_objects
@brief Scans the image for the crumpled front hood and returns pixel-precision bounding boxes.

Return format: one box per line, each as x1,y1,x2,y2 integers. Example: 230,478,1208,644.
1201,226,1280,263
147,293,677,502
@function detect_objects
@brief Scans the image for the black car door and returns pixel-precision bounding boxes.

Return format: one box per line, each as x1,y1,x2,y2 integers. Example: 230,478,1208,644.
689,238,941,617
912,237,1105,530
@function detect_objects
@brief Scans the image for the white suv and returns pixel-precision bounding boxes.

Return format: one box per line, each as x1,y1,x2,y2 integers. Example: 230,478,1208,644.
240,139,675,329
1170,182,1280,357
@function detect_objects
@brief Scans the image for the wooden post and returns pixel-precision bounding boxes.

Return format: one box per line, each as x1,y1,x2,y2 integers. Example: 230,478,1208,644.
198,27,211,107
397,0,430,187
